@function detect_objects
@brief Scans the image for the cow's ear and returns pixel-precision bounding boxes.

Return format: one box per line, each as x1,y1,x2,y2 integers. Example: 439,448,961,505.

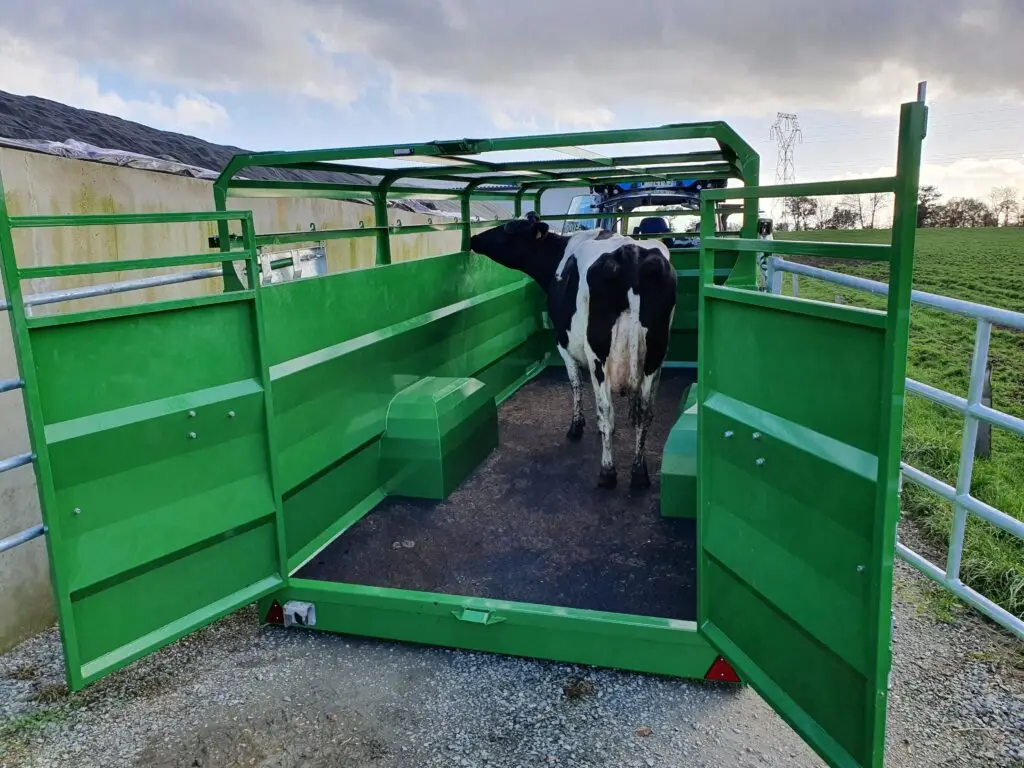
534,220,549,239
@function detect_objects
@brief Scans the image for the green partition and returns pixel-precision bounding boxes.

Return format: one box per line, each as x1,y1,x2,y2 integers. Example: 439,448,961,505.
260,251,550,570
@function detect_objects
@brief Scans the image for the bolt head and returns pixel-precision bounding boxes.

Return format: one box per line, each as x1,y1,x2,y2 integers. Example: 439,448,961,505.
724,430,734,438
188,410,196,418
227,410,236,419
73,507,81,516
752,432,762,440
755,457,766,466
188,431,197,439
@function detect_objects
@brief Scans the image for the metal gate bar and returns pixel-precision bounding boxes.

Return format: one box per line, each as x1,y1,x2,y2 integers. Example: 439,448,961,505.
0,288,40,553
769,256,1024,640
0,234,256,555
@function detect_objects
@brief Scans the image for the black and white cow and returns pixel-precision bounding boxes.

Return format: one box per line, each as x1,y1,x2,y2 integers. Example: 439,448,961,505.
470,212,677,491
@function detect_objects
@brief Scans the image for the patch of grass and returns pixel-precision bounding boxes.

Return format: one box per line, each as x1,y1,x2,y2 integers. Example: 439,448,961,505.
783,227,1024,619
0,708,66,740
895,570,966,624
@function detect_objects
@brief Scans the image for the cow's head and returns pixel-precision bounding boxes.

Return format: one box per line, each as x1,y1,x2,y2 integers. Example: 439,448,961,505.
469,211,550,272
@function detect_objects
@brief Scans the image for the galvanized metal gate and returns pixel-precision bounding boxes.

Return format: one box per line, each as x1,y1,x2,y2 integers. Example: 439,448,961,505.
768,257,1024,642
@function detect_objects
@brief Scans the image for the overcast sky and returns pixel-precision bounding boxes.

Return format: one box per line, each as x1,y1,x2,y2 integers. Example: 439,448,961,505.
1,0,1022,206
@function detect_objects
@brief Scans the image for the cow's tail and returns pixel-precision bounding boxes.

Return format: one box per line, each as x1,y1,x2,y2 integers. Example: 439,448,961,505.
614,245,643,397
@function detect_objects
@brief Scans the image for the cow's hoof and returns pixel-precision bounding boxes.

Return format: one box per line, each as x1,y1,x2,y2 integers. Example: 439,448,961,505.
597,467,617,489
630,462,651,491
566,421,584,442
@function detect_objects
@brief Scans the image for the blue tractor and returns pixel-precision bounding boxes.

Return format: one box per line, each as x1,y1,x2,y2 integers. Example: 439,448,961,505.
561,177,769,248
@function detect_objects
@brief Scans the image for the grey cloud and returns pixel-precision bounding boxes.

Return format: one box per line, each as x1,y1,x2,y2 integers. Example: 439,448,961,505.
3,0,1023,119
1,0,357,103
310,0,1024,115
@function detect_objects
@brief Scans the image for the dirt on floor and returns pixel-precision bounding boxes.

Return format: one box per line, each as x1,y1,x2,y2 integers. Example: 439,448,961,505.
297,368,698,620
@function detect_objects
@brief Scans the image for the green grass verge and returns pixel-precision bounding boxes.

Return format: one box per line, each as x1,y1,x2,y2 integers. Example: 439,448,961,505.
781,227,1024,620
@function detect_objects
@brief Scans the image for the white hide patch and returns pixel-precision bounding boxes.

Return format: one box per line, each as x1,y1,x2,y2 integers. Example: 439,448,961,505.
605,311,634,395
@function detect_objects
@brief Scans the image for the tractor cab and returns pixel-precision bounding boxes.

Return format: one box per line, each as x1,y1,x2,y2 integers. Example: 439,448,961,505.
562,177,737,246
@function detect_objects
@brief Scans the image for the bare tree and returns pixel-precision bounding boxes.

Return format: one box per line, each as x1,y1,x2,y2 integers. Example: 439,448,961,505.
864,193,888,229
814,196,836,230
989,187,1002,221
842,194,865,228
990,186,1020,226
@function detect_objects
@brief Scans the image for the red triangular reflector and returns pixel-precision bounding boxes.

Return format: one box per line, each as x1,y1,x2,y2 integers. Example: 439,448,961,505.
704,655,741,683
264,600,284,625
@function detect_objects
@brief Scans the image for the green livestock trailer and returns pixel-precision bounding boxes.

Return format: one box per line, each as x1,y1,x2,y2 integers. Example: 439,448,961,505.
0,90,928,768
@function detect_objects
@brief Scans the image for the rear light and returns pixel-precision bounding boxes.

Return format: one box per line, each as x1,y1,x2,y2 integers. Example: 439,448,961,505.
704,655,741,683
264,600,284,625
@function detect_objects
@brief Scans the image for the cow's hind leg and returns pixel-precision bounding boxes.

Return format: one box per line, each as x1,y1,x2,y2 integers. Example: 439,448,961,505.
557,345,585,441
630,370,661,491
589,361,617,488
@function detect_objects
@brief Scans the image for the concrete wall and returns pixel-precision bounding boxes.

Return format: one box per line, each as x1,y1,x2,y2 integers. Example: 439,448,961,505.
0,147,485,651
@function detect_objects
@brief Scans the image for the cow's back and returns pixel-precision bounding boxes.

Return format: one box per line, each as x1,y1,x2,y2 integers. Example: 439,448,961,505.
555,231,675,393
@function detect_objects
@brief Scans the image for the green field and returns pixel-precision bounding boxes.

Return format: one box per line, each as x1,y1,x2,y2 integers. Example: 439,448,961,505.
781,227,1024,620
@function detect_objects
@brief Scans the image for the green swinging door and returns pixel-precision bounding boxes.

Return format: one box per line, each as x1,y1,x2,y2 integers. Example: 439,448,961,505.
695,97,926,768
0,201,288,692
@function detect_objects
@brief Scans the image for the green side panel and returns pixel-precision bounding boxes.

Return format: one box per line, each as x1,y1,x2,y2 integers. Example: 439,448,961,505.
28,302,284,689
698,290,892,768
282,439,384,573
263,254,549,561
381,377,498,499
660,384,699,519
261,251,521,367
264,580,721,681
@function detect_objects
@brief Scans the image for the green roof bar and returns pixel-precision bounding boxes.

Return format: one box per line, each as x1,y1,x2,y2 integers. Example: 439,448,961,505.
433,163,736,188
214,118,760,267
271,150,732,184
226,180,518,201
215,121,757,187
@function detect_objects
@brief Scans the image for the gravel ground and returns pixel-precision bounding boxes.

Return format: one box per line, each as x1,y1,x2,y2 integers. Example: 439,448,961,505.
0,551,1021,768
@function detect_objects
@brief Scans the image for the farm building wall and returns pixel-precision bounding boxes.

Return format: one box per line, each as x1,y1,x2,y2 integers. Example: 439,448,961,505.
0,147,488,651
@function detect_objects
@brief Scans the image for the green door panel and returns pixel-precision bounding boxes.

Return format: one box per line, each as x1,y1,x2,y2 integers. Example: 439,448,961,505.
697,289,895,768
29,300,285,690
696,97,924,768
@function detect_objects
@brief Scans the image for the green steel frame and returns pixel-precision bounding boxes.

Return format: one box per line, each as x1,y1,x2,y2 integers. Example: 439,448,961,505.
0,96,926,768
211,120,763,266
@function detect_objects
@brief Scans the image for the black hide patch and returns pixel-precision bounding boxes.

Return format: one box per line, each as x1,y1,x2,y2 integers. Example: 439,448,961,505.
637,249,678,374
584,247,634,364
584,244,677,374
548,256,579,348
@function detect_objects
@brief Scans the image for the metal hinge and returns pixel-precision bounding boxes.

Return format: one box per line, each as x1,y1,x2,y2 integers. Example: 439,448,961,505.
451,607,505,626
207,233,245,249
283,600,317,628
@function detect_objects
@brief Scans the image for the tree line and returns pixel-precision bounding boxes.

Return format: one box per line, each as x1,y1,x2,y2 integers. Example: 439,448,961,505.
775,185,1022,231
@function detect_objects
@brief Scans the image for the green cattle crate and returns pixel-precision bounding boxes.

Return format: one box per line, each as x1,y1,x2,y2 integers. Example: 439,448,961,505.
0,88,928,768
